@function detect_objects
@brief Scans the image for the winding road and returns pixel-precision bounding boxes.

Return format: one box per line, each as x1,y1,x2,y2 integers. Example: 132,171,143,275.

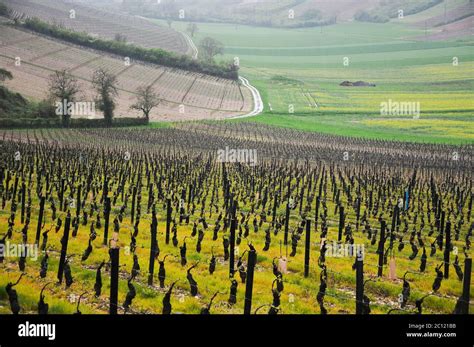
178,25,263,119
136,14,264,119
234,76,264,118
182,32,199,59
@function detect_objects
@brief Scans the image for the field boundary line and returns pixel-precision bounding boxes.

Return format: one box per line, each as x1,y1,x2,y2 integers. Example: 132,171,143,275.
114,64,134,78
30,46,71,62
1,36,36,47
148,69,167,88
68,55,103,73
181,76,199,103
237,81,245,110
218,83,228,110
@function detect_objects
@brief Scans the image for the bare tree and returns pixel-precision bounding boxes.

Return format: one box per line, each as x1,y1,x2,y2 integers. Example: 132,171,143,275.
199,37,224,62
0,68,13,83
114,33,127,43
92,69,118,126
0,2,9,18
186,23,198,38
131,85,161,122
48,70,81,127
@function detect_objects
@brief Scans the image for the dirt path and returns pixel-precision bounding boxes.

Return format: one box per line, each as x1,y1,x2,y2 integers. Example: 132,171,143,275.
231,76,264,119
164,25,264,120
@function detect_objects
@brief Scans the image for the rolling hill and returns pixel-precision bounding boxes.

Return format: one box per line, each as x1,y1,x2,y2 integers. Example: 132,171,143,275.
0,25,253,121
110,0,473,40
7,0,193,55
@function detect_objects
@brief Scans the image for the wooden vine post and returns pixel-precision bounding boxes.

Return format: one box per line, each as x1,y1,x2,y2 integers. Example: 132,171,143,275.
148,206,158,285
459,258,471,314
109,234,120,315
304,219,311,278
165,198,172,244
444,221,451,279
102,196,111,245
34,196,45,245
338,206,344,242
244,246,257,315
355,258,364,315
229,201,237,277
377,220,386,277
57,212,71,283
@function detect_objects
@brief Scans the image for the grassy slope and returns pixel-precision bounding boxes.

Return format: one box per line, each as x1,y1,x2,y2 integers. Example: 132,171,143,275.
397,0,470,23
153,18,474,145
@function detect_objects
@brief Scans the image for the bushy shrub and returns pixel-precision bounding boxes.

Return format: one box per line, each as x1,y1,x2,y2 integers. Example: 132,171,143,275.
0,116,148,129
354,10,389,23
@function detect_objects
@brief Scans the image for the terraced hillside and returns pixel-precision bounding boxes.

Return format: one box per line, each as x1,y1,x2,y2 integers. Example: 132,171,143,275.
7,0,192,55
0,25,253,121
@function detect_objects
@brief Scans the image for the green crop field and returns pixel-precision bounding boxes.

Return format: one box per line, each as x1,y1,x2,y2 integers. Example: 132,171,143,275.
156,18,474,144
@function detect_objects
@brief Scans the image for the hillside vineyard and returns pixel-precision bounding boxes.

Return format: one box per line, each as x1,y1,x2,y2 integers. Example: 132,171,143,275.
0,123,472,314
0,0,472,329
7,0,191,54
0,25,253,120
